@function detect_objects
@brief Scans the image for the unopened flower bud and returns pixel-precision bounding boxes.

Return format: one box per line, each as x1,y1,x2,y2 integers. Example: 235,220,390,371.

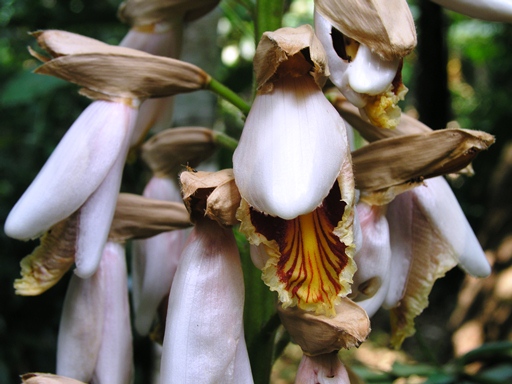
31,30,210,103
180,169,241,226
141,127,216,178
118,0,221,27
352,129,495,205
254,24,329,93
109,193,192,242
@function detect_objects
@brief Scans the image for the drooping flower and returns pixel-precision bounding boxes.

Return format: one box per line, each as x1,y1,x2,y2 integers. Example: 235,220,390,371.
4,29,209,277
332,95,493,345
5,100,138,278
314,0,417,128
131,177,190,335
159,217,253,384
56,242,133,384
233,25,356,316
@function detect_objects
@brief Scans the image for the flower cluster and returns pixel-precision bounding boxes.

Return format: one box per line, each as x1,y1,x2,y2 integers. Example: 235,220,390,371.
6,0,509,383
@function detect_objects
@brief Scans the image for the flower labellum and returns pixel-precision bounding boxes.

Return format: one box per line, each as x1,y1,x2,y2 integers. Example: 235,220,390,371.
234,25,356,316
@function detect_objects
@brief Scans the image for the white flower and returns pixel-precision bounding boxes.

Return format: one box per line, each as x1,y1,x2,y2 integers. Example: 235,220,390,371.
57,242,133,383
160,218,253,384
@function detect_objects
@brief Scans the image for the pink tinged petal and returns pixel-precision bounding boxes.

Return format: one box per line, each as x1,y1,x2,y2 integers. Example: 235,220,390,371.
160,219,253,384
345,44,400,95
314,11,366,108
74,113,137,278
295,353,350,384
352,203,392,317
233,76,348,219
57,260,105,382
430,0,512,22
92,242,133,384
384,192,414,308
5,101,136,240
120,24,184,58
414,177,491,277
132,177,189,335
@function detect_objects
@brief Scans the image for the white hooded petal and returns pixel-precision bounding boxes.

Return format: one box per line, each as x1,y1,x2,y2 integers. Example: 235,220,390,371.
414,176,491,277
160,219,253,384
132,177,189,335
92,242,133,384
315,11,400,107
314,11,366,108
57,258,105,382
431,0,512,22
345,44,400,95
5,101,137,240
74,111,137,278
295,353,350,384
233,76,347,219
352,203,392,317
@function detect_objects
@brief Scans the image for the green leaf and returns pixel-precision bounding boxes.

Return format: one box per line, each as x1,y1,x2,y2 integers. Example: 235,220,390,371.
234,227,278,384
0,70,68,107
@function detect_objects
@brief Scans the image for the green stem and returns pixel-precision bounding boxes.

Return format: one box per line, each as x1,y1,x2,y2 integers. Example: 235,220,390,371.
212,131,239,151
255,0,285,44
207,77,251,115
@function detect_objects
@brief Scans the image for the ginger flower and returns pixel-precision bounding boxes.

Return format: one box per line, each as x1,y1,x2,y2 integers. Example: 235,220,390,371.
314,0,417,128
4,30,208,278
233,25,356,316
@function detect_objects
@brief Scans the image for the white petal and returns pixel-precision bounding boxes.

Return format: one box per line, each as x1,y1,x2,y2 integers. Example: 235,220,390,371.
414,177,491,277
384,192,414,308
431,0,512,22
352,203,391,317
314,11,366,108
74,113,136,278
5,101,136,240
233,76,348,219
346,44,400,95
120,25,183,57
160,219,252,384
132,177,189,335
295,353,350,384
57,261,105,382
92,242,133,384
